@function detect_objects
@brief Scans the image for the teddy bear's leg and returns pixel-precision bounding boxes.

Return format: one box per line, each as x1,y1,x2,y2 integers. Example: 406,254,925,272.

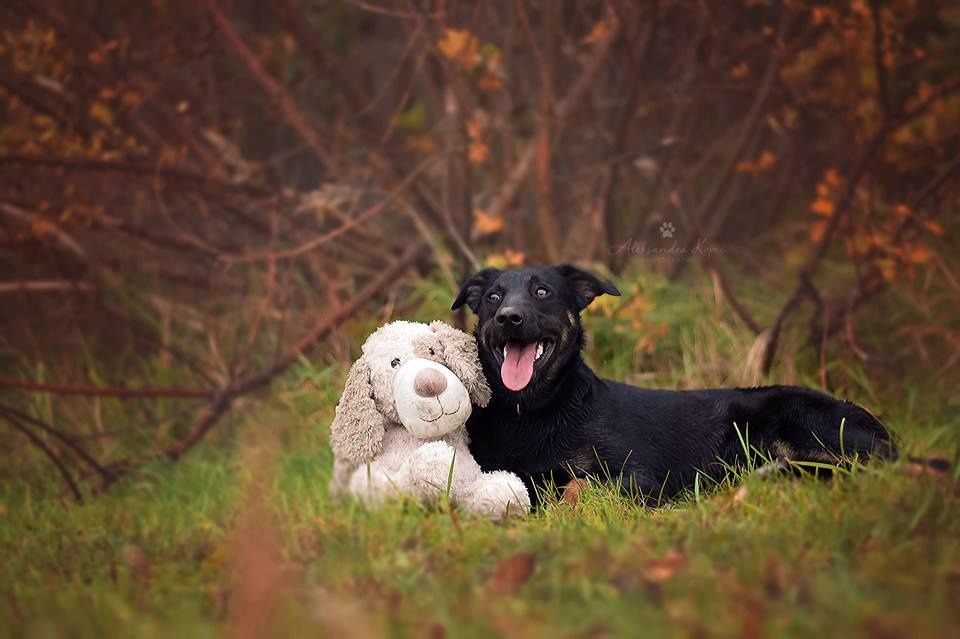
461,471,532,521
348,462,406,504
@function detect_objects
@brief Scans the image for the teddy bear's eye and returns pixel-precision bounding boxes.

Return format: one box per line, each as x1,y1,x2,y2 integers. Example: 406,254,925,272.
428,347,435,356
391,357,401,368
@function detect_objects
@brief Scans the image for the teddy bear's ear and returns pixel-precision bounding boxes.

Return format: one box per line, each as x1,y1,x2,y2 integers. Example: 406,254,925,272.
330,357,385,465
429,320,492,407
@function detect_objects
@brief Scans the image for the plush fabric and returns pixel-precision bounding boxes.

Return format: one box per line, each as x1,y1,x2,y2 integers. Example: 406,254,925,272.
329,320,530,520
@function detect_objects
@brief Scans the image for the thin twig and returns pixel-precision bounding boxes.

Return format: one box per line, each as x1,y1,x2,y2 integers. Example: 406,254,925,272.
201,0,338,173
670,8,792,279
484,4,620,224
222,156,437,263
0,404,113,481
1,412,83,503
0,280,92,294
0,377,212,399
0,202,86,259
0,154,272,197
706,256,761,334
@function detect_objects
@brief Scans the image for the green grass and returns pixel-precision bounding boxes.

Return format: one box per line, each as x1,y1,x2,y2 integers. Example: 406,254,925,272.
2,268,959,638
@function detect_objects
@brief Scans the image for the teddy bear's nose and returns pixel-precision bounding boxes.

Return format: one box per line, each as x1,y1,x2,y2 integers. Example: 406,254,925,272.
414,368,447,397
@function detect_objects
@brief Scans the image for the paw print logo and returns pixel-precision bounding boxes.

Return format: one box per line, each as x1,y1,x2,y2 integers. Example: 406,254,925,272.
659,221,676,239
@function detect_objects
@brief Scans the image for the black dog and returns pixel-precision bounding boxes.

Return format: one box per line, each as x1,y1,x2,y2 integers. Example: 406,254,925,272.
452,264,896,505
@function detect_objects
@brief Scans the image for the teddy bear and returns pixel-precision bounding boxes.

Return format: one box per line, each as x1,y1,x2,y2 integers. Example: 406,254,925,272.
328,320,530,520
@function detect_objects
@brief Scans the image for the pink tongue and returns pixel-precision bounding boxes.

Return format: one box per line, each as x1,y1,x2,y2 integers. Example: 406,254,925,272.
501,341,538,391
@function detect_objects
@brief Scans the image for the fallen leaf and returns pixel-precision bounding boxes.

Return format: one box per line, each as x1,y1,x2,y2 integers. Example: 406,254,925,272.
893,203,912,218
735,150,775,173
732,485,748,505
763,559,789,598
472,209,504,237
467,117,488,163
809,219,829,243
581,19,613,45
122,544,152,582
122,91,144,107
905,245,935,264
921,219,944,236
877,258,897,281
489,552,535,595
561,478,588,505
503,249,525,267
486,250,525,269
643,549,686,584
477,72,503,93
730,61,749,79
404,133,438,156
756,150,775,170
809,198,835,217
89,101,114,127
468,141,488,164
437,28,480,71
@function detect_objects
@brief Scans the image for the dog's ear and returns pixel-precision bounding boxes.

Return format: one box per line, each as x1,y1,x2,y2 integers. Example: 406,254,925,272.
555,264,621,311
329,357,385,465
429,320,492,407
452,267,501,313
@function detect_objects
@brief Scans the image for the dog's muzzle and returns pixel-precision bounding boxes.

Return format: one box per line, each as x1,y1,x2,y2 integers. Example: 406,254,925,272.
392,358,472,439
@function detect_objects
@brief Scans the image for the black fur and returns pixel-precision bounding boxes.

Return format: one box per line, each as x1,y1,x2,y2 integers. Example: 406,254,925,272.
452,264,897,506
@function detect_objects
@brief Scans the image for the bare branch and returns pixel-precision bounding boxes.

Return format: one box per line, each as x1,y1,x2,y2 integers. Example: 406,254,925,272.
101,241,429,485
200,0,338,174
0,280,92,294
1,412,83,503
0,377,212,399
0,202,86,260
0,404,113,481
0,154,273,197
222,156,438,263
484,5,621,225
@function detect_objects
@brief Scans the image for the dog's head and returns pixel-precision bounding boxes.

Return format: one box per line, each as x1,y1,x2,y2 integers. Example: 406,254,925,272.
329,320,491,465
452,264,620,403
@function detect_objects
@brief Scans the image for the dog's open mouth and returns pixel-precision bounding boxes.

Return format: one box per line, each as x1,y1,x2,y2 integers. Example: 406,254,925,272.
500,339,553,391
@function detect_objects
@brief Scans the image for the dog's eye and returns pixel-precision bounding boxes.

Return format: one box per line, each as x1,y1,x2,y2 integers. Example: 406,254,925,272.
488,292,501,302
535,287,550,299
428,347,435,356
390,357,401,368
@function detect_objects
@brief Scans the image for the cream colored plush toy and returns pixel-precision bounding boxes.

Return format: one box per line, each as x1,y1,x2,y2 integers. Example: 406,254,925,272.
329,320,530,520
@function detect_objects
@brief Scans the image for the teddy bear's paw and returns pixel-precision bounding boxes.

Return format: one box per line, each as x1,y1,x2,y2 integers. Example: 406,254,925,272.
467,471,532,521
348,465,404,504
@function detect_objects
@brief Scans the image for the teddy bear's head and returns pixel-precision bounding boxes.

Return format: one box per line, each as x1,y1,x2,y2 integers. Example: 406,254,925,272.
330,320,491,466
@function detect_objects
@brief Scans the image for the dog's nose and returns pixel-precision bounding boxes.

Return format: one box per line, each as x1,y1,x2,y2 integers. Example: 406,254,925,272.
495,306,524,326
413,368,447,397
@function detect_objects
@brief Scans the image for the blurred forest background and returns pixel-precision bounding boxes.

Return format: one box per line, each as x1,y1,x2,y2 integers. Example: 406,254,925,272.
1,0,958,497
